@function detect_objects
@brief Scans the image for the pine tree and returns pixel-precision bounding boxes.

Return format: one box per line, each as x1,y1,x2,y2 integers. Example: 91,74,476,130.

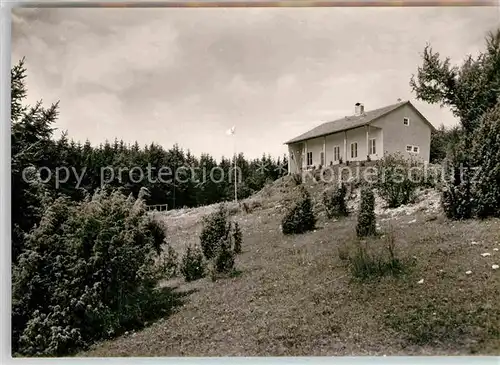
356,187,376,237
281,187,316,235
11,59,58,263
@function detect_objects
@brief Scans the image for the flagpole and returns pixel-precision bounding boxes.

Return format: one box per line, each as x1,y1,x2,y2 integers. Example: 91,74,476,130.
226,125,237,203
233,131,237,203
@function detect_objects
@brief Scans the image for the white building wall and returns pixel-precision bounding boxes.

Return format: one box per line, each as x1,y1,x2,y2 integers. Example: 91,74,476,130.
325,133,345,165
371,104,432,162
345,127,367,162
304,136,324,168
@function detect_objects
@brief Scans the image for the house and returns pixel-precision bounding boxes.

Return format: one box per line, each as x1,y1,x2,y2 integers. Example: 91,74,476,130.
285,100,436,174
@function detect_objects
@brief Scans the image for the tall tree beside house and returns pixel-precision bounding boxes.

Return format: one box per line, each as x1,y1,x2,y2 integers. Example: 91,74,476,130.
411,29,500,135
411,28,500,219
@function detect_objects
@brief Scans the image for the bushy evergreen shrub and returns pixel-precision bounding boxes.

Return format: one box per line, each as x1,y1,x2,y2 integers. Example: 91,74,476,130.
156,245,179,279
440,139,475,220
199,204,230,259
180,245,206,282
441,181,475,220
214,237,235,274
375,153,422,208
471,101,500,218
322,183,348,219
12,190,166,356
356,187,377,237
281,187,316,235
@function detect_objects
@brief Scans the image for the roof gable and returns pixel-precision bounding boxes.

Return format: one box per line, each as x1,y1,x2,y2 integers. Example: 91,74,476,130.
284,100,434,144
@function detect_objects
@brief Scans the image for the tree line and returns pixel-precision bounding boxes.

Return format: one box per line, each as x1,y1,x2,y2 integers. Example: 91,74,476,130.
11,59,288,263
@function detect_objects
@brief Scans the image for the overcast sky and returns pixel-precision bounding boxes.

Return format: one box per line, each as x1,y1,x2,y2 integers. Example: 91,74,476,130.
11,6,499,159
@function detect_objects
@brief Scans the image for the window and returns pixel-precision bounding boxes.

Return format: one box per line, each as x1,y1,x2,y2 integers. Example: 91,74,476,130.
307,152,313,166
320,152,324,166
333,146,340,161
369,138,376,155
403,117,410,126
406,145,420,154
350,142,358,159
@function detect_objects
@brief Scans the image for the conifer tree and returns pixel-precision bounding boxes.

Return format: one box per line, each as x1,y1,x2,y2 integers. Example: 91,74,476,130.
356,187,376,237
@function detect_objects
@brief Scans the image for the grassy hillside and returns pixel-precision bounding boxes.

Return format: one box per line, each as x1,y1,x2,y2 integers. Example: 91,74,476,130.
81,178,500,356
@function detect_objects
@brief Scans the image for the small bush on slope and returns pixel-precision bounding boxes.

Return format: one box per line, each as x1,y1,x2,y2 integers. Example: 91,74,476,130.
375,153,422,208
156,245,179,279
214,237,236,275
12,190,166,356
199,204,243,258
281,186,316,235
322,183,348,219
356,187,377,238
199,204,230,260
347,231,407,281
180,245,206,282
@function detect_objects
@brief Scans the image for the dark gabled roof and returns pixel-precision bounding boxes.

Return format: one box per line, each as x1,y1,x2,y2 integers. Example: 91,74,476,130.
284,100,434,145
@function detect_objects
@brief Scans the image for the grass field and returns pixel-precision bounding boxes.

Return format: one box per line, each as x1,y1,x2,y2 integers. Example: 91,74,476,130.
81,182,500,356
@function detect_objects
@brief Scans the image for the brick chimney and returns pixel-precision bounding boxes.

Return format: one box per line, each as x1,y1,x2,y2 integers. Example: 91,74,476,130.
355,102,364,116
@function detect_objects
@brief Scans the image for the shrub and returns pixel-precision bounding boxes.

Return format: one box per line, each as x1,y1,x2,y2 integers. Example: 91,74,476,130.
356,187,376,237
375,153,422,208
214,238,235,275
199,204,229,259
156,245,179,279
471,101,500,218
441,180,475,220
322,183,348,219
12,190,166,356
422,163,442,189
180,245,206,282
440,141,475,220
347,233,406,281
232,222,242,254
281,187,316,235
208,224,240,281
